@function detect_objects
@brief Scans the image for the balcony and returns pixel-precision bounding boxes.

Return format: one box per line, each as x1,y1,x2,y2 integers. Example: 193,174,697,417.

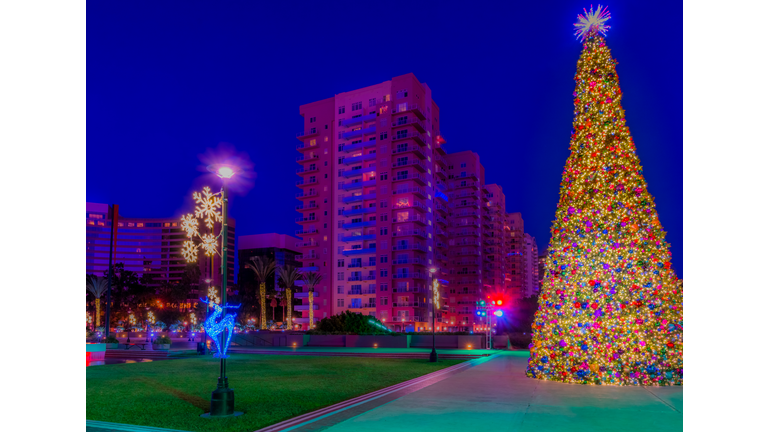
298,266,319,272
340,233,376,242
452,259,482,266
392,145,426,159
391,117,426,132
451,249,480,256
342,166,377,178
392,244,428,252
296,166,318,175
392,286,429,294
454,221,480,228
296,178,318,187
341,139,376,153
392,302,427,308
452,210,479,218
347,262,376,269
348,304,377,309
455,278,481,285
295,216,317,224
392,173,426,185
342,247,377,256
391,229,427,238
342,207,376,216
295,190,317,199
342,192,376,203
295,203,318,212
342,125,376,140
435,215,448,225
391,103,426,120
295,228,318,236
392,132,425,145
393,272,428,280
392,187,426,198
296,153,319,163
340,179,376,191
392,200,428,212
296,129,319,140
392,159,427,172
296,142,319,152
348,289,377,295
342,220,376,229
347,275,376,282
296,240,319,248
457,172,479,180
453,181,479,190
435,169,447,180
392,215,427,225
453,230,480,237
342,153,376,166
392,257,429,266
296,253,318,260
452,201,480,209
453,240,481,247
294,305,319,311
341,113,377,127
434,154,446,167
435,228,448,237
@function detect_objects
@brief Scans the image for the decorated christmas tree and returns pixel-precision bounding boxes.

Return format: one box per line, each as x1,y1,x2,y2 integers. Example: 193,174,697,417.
526,5,683,386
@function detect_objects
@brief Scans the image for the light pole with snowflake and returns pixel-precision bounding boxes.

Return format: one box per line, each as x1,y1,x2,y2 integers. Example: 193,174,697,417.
180,164,241,418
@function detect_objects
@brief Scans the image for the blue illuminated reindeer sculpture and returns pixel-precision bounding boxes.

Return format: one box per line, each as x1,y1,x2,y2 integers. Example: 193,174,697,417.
200,298,241,358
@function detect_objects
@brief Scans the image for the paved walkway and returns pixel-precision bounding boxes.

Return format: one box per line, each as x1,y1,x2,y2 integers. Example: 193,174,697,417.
292,351,682,432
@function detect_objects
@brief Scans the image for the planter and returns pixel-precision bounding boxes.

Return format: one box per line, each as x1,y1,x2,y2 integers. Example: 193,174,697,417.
345,335,411,348
152,344,170,350
105,343,119,349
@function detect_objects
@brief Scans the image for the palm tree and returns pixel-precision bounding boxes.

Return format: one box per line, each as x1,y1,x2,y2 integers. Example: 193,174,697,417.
302,272,323,330
277,265,302,330
86,275,109,329
245,256,276,330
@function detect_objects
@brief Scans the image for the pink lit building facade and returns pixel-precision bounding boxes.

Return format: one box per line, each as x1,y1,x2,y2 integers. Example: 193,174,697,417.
294,74,538,331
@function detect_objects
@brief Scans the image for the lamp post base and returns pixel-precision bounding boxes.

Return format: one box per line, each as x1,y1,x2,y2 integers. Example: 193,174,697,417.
429,348,438,363
206,387,235,417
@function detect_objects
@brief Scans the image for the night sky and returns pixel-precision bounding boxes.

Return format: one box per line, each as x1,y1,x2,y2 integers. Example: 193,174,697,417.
87,1,683,278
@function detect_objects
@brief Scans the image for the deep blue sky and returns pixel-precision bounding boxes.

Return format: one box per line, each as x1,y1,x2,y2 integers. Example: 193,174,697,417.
87,1,683,278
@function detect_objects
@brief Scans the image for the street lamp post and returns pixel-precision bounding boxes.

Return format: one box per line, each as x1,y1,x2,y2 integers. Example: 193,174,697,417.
203,278,212,355
209,164,236,417
429,267,438,363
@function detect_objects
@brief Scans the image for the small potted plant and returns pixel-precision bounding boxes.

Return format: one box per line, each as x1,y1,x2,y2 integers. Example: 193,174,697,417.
152,335,172,350
104,335,119,349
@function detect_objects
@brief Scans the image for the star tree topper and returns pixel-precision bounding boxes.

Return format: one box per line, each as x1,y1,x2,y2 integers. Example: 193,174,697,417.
574,4,611,41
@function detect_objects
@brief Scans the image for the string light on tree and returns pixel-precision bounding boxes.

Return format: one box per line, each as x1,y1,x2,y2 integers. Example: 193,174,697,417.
526,5,683,387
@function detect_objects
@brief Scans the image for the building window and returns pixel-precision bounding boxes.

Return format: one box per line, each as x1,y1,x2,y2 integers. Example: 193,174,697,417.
338,286,344,294
310,117,316,123
337,299,344,307
339,106,345,114
352,101,362,111
338,259,345,267
380,132,388,140
380,228,388,235
396,89,408,99
461,162,467,168
380,255,388,263
380,172,388,181
337,272,344,281
380,283,388,291
369,98,377,107
380,297,389,306
380,213,388,222
380,270,388,277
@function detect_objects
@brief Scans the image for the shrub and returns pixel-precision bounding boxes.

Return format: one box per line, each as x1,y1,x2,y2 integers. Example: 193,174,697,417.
314,311,390,335
154,335,172,345
104,335,119,344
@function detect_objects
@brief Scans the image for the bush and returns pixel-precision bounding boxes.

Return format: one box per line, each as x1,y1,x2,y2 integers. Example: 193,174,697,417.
154,335,172,345
314,311,390,334
104,335,119,344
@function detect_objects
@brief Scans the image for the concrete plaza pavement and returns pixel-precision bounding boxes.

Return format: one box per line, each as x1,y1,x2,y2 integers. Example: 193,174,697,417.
312,351,682,432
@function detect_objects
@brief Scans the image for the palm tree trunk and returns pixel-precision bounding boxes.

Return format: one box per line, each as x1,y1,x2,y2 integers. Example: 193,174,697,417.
286,288,292,330
260,282,266,330
308,291,313,330
95,298,101,328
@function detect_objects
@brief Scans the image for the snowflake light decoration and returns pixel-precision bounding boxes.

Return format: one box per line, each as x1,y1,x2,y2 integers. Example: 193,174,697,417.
180,187,223,263
208,286,220,304
193,186,223,230
574,4,611,41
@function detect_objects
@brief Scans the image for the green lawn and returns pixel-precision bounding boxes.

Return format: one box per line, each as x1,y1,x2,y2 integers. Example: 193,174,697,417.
87,354,463,432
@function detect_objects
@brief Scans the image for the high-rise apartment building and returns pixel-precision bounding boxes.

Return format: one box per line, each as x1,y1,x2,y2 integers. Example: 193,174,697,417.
523,233,539,298
294,73,526,332
506,212,525,297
